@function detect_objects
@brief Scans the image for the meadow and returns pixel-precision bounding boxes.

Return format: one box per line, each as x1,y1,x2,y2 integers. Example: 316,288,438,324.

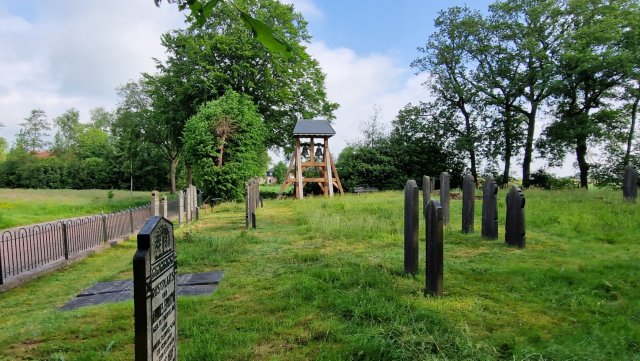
0,189,153,230
0,187,639,360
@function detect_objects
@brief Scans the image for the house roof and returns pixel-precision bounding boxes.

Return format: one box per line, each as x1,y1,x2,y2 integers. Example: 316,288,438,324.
292,119,335,137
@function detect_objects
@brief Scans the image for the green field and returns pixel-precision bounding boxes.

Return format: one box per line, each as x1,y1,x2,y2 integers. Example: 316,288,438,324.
0,188,639,360
0,189,152,230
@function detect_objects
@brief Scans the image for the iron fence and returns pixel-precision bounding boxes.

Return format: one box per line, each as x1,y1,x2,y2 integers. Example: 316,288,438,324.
0,190,205,286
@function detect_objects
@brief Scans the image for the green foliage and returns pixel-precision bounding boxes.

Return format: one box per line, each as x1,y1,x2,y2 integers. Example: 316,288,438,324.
530,169,579,190
16,108,51,152
272,161,287,184
183,90,267,200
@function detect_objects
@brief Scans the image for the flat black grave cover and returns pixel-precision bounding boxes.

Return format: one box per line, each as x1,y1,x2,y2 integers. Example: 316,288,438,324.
60,271,223,311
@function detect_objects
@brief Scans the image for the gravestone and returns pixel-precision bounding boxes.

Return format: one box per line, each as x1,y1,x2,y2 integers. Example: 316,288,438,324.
481,175,499,239
425,200,443,296
151,191,160,217
178,191,184,226
185,187,192,223
462,174,475,233
623,165,638,202
422,176,431,212
161,196,168,219
133,216,177,361
439,172,450,224
404,180,419,275
505,186,526,248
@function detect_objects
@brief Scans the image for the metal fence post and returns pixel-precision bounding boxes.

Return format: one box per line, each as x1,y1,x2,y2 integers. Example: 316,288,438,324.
62,222,69,260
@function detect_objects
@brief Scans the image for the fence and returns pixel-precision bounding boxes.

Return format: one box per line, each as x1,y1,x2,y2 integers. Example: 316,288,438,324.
0,190,203,286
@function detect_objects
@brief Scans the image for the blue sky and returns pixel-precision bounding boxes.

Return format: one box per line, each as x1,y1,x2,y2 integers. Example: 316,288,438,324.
0,0,569,175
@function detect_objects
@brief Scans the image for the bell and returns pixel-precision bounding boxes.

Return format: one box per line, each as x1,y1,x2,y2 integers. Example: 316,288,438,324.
315,147,323,159
301,145,309,158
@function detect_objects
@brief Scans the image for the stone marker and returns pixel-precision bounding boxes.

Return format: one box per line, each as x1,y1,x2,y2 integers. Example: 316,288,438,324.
425,200,443,296
439,172,450,225
185,187,192,223
462,174,475,233
178,190,184,227
404,180,419,275
422,176,431,212
133,216,177,361
151,191,160,217
623,165,638,202
161,196,168,219
481,175,499,239
505,186,526,248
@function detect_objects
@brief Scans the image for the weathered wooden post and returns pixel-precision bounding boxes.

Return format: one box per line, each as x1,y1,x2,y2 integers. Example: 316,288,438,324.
439,172,450,225
178,190,184,226
623,165,638,202
505,186,526,248
481,175,499,239
422,175,431,212
133,216,177,360
404,180,419,275
151,190,159,217
462,174,475,233
425,200,443,296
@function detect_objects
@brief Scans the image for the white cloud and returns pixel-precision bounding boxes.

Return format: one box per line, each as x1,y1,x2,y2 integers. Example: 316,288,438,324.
307,42,428,154
0,0,185,143
281,0,324,20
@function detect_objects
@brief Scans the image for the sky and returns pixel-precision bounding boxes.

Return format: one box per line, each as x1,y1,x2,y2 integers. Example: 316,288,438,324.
0,0,571,175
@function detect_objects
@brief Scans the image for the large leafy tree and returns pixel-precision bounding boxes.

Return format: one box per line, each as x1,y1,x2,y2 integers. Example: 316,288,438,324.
157,0,337,150
539,0,635,188
413,6,484,183
183,90,267,200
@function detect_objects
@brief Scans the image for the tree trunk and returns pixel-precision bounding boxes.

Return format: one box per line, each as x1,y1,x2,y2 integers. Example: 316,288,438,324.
501,112,513,187
575,135,589,188
186,164,193,186
522,104,537,188
217,134,227,168
169,157,178,194
463,112,478,184
624,97,639,166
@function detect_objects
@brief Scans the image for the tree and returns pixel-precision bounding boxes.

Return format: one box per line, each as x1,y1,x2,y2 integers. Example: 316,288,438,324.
183,90,267,200
0,137,7,162
539,0,635,188
272,161,287,184
53,108,81,154
16,109,51,152
157,0,337,150
485,0,563,187
413,6,483,183
89,107,115,133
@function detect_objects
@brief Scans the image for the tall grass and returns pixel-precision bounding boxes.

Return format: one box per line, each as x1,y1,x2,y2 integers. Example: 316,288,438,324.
0,188,639,360
0,189,152,229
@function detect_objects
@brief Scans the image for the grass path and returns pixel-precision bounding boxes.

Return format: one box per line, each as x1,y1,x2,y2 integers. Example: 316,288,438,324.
0,189,639,360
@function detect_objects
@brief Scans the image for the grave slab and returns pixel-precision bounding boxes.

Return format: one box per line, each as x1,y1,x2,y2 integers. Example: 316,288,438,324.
59,271,223,311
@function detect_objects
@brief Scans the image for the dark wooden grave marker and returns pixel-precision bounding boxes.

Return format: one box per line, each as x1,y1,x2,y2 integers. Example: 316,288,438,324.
623,165,638,202
505,186,526,248
462,174,475,233
482,175,499,239
425,200,443,296
439,172,450,225
404,179,419,275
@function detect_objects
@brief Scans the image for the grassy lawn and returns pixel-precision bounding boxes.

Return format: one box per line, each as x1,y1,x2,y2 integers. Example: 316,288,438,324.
0,188,639,360
0,189,152,230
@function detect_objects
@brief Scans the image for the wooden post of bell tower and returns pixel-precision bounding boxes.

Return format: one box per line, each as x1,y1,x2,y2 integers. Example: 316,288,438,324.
278,119,344,199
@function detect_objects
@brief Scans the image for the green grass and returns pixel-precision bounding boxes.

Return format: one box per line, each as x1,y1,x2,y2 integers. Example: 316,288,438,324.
0,189,152,229
1,188,639,360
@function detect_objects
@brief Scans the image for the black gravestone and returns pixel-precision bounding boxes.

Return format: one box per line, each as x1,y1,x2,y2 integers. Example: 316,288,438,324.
623,165,638,202
439,172,450,225
134,216,177,361
404,180,419,275
505,186,525,248
425,200,443,296
481,175,499,239
462,174,475,233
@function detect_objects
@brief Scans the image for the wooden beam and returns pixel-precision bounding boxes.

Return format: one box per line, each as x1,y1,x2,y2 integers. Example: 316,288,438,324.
295,137,303,199
324,137,334,197
277,150,297,199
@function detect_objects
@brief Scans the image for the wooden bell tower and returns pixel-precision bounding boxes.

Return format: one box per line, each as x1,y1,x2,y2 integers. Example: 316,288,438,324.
278,119,344,199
